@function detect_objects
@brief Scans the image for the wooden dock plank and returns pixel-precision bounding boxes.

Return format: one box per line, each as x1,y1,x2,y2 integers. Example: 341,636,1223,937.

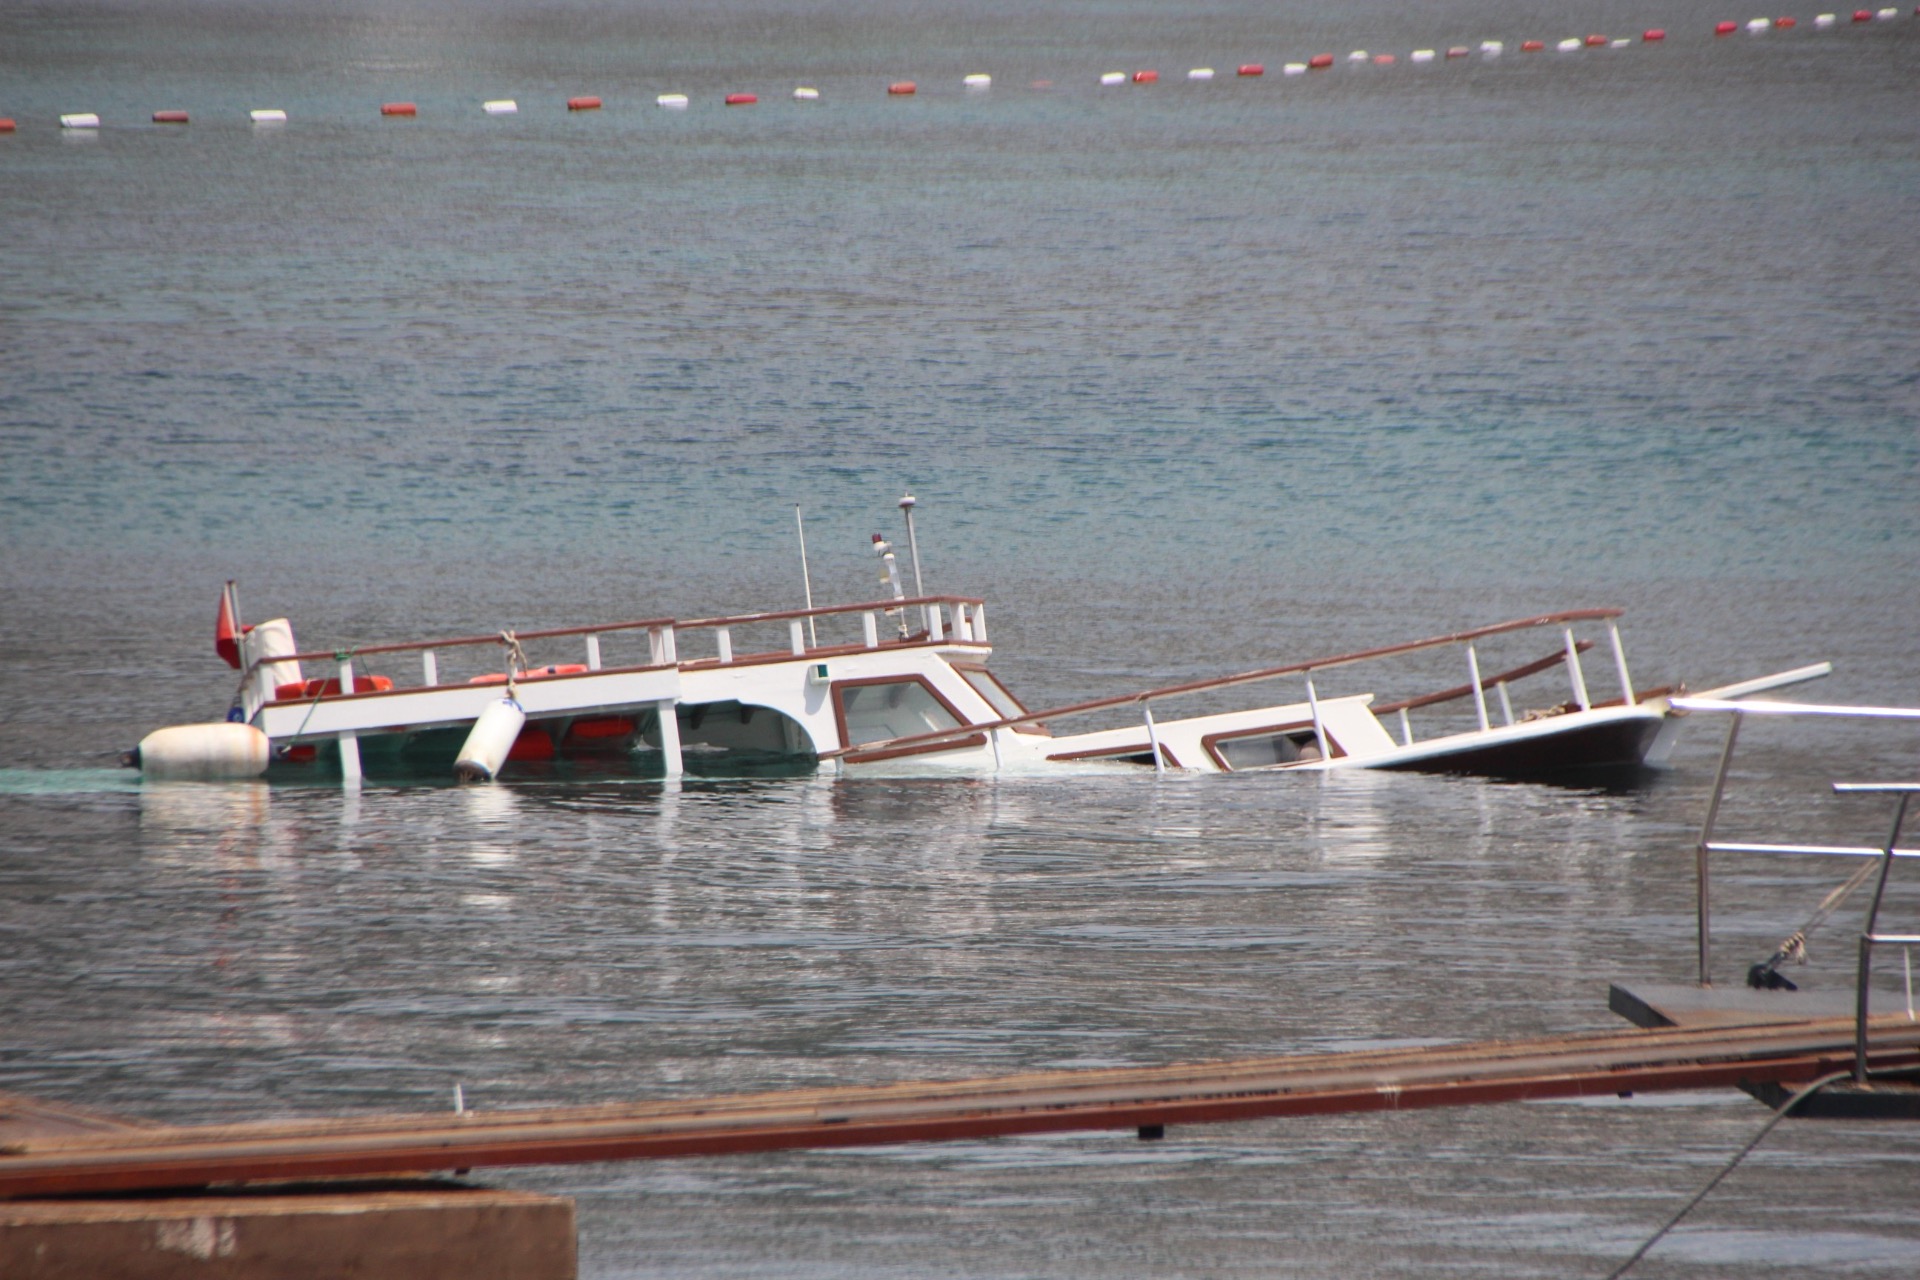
5,1015,1917,1199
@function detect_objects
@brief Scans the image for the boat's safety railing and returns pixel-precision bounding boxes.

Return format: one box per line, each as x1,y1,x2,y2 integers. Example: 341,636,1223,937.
1834,782,1920,1081
1672,697,1920,1080
239,594,990,695
823,607,1634,763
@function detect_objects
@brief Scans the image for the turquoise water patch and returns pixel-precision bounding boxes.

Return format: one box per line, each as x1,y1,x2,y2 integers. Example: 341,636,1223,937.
0,768,142,796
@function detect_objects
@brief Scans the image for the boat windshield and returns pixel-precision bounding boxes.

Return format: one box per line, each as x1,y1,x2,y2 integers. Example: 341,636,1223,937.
838,679,964,747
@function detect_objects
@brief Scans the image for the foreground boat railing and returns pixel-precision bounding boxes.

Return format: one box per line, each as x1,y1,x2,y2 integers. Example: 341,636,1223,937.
825,607,1638,766
240,593,990,695
1834,782,1920,1081
1672,697,1920,1082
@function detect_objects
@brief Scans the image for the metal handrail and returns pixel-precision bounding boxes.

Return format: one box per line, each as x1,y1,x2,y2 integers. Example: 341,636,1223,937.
823,608,1627,760
1682,700,1920,987
1835,783,1919,1081
1671,697,1920,720
1676,701,1920,1083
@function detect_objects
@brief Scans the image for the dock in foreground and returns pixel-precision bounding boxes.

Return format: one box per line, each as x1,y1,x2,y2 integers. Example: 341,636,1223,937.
6,1013,1919,1203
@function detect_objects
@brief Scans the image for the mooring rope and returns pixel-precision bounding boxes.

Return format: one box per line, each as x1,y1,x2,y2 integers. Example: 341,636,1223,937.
498,629,530,695
1749,860,1885,988
1603,1069,1850,1279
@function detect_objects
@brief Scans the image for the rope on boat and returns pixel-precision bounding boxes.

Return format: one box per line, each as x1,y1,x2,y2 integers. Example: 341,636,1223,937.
498,630,530,695
1603,1069,1850,1280
1747,859,1884,989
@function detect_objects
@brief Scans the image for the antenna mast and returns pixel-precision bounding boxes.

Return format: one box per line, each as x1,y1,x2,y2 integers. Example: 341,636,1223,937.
899,492,926,631
794,505,818,647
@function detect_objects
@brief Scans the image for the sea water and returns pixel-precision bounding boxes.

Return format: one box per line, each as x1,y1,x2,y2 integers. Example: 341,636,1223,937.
2,2,1918,1275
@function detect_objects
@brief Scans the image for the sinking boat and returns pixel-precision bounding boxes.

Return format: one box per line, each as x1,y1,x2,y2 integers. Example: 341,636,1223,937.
129,592,1830,786
127,516,1829,785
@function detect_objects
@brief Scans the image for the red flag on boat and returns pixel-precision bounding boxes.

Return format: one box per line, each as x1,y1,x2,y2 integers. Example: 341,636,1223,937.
216,583,242,668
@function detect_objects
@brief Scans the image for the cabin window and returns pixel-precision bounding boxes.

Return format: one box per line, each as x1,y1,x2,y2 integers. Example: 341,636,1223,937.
954,665,1048,735
835,678,964,748
1214,729,1322,771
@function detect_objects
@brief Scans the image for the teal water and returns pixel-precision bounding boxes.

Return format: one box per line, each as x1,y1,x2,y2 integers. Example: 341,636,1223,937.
2,3,1919,1276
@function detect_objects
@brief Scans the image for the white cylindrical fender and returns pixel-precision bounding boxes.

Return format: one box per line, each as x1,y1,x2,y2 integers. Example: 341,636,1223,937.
134,723,270,779
455,697,527,782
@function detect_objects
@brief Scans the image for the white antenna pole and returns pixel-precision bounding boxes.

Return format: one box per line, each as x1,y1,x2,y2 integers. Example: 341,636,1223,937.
795,505,818,647
899,492,926,631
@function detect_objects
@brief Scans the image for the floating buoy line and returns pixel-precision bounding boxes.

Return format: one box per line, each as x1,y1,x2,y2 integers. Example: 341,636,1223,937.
9,11,1911,135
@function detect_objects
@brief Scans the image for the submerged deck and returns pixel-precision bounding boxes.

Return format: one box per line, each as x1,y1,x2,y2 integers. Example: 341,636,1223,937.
6,1013,1918,1199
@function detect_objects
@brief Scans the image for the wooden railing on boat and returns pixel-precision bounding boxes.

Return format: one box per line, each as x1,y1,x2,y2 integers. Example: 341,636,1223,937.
242,594,991,695
825,608,1639,764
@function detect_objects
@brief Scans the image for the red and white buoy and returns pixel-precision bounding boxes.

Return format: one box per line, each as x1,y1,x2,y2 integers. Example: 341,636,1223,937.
152,109,190,124
1644,28,1667,40
1308,53,1334,69
566,96,602,111
724,92,757,105
1237,63,1264,76
1520,39,1546,51
1716,20,1741,33
1132,69,1158,83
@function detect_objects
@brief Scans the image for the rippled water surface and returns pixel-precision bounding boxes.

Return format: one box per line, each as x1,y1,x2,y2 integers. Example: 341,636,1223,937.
3,1,1918,1276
